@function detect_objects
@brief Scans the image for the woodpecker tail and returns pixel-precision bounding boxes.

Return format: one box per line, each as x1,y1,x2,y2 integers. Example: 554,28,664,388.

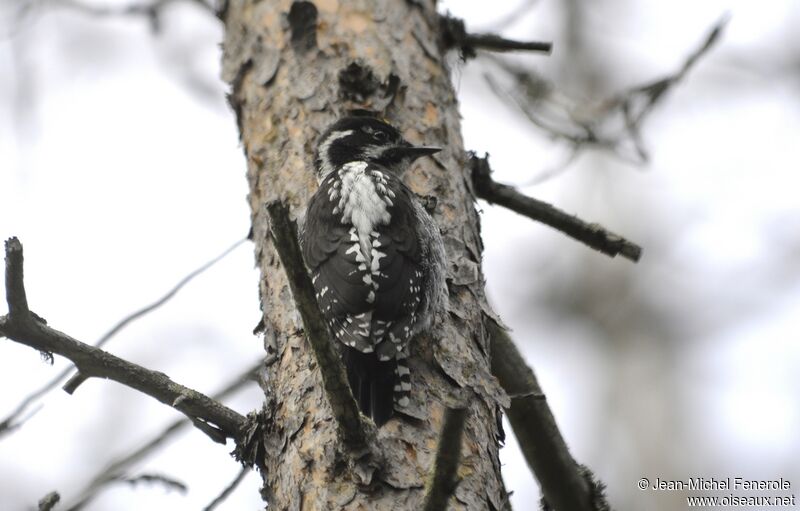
393,352,411,410
341,347,400,427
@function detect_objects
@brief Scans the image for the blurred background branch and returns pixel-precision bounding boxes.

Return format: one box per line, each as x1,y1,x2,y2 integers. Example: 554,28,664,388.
6,0,216,36
202,466,249,511
483,15,728,182
64,359,265,510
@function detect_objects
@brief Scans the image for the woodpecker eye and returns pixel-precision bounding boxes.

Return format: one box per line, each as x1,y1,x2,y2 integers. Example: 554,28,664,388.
372,131,388,142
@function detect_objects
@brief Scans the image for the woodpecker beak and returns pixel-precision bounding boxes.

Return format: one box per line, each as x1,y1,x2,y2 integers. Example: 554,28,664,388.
393,145,441,161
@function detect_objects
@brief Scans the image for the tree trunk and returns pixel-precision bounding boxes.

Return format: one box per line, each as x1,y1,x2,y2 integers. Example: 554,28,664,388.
222,1,509,508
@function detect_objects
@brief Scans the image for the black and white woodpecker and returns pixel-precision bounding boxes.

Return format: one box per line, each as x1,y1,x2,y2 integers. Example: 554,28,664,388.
301,116,446,427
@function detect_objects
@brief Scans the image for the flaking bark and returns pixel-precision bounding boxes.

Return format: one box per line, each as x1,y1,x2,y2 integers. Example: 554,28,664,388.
222,1,508,508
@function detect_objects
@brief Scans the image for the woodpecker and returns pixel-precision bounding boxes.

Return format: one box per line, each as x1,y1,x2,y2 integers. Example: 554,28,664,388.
301,116,446,427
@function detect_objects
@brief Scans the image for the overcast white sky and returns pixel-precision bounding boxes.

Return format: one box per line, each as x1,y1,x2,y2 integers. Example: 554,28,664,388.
2,0,799,509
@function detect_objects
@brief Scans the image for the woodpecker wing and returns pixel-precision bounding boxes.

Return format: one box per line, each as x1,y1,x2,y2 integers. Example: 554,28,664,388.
302,166,427,359
366,182,426,361
302,174,375,352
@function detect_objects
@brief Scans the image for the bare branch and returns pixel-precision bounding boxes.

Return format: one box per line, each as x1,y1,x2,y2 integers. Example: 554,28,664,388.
0,237,247,437
38,491,60,511
469,154,642,262
4,237,29,317
1,320,245,442
64,236,247,392
440,14,551,61
487,318,610,511
65,359,266,511
263,201,369,449
422,407,469,511
203,466,250,511
464,34,552,54
0,237,247,443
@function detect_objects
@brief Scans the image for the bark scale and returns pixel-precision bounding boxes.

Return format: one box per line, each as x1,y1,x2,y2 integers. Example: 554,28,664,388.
222,1,509,508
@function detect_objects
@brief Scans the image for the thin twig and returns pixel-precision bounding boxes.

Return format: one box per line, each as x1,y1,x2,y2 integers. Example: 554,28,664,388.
67,473,188,511
469,154,642,262
616,14,730,157
422,407,468,511
264,201,369,449
119,472,188,494
63,236,247,392
0,403,43,438
464,34,552,54
483,69,623,165
0,237,247,443
65,359,266,511
487,16,728,170
0,237,247,437
440,14,551,61
203,466,250,511
487,318,609,511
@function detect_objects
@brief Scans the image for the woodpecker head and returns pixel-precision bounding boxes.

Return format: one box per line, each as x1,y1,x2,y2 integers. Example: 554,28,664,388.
314,116,440,179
